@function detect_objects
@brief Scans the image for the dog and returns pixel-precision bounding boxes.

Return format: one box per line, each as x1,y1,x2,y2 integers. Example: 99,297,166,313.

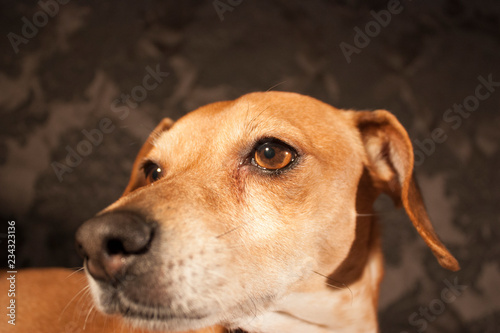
1,91,459,333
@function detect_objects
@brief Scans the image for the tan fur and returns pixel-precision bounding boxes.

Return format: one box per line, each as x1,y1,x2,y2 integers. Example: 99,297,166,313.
1,92,458,333
0,268,224,333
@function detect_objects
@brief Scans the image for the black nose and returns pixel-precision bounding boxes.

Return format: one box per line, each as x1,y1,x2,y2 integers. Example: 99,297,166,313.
75,211,155,283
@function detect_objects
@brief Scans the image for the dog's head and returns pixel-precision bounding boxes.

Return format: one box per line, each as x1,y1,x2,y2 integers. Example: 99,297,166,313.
76,91,459,331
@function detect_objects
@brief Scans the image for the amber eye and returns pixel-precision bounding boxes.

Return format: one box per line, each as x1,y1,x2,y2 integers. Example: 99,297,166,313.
253,141,295,170
142,162,163,183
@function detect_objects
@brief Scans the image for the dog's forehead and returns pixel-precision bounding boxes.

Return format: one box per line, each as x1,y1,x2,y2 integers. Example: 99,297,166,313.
232,91,349,129
152,92,354,162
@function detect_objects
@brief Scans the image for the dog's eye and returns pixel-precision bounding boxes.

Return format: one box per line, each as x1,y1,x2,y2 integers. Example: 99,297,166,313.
253,141,295,170
142,162,163,183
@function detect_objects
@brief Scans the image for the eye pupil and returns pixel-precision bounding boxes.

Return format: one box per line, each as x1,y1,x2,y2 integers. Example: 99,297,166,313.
263,147,275,159
152,167,161,181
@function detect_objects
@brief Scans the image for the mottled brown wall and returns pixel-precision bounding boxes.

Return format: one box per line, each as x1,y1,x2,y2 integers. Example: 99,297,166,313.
0,0,499,332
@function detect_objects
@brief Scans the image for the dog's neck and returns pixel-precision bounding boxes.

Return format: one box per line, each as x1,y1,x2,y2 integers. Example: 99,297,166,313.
237,171,383,333
236,225,382,332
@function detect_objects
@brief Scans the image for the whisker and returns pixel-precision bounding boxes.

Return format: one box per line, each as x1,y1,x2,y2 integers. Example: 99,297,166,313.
83,305,95,331
312,271,343,290
312,270,354,305
266,80,288,92
245,105,271,134
65,267,85,279
357,210,394,217
249,294,259,319
216,223,247,238
60,284,91,319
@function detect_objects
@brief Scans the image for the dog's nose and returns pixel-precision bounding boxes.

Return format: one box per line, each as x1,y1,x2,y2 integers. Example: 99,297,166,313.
75,211,154,282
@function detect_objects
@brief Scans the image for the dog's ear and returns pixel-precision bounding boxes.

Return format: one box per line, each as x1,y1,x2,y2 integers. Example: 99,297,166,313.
123,118,174,195
353,110,460,271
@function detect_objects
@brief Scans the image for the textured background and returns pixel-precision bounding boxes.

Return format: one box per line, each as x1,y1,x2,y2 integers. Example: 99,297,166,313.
1,0,499,332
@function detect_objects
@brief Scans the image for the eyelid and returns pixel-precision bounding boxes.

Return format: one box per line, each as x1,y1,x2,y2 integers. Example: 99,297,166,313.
252,137,297,151
139,160,154,172
140,160,160,175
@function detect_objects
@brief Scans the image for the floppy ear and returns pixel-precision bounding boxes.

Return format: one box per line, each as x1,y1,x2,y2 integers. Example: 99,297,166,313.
354,110,460,272
123,118,174,196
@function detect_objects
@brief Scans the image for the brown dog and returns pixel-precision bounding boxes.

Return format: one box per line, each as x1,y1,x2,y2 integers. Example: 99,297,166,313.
1,92,458,333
